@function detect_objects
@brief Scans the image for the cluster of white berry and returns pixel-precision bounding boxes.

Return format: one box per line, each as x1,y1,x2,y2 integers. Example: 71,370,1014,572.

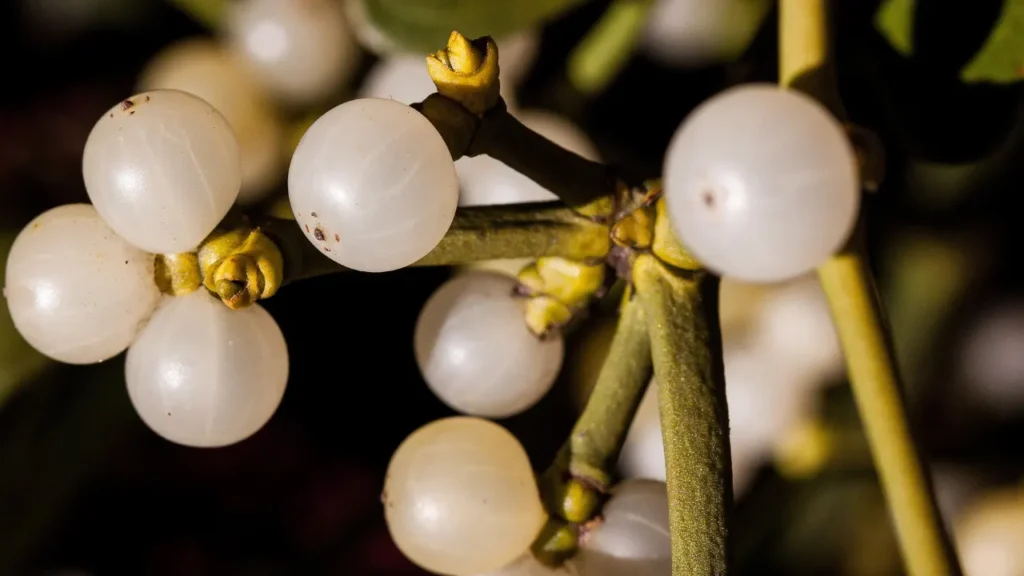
1,0,867,573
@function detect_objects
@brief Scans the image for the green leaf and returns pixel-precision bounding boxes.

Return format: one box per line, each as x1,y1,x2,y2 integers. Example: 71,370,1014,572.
360,0,589,53
875,0,1024,83
0,232,50,408
875,0,914,57
961,0,1024,83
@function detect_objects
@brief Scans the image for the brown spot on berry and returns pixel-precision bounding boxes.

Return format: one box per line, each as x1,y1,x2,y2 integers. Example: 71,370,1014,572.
311,211,318,218
108,113,113,118
144,95,151,102
304,225,310,233
120,99,134,111
334,233,340,242
314,228,325,241
129,110,135,116
702,190,716,209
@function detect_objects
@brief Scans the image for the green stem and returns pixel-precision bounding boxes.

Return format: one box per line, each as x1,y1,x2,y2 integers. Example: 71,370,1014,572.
567,0,654,95
778,1,962,574
252,202,611,286
565,293,652,490
633,254,730,576
818,248,962,576
165,0,226,29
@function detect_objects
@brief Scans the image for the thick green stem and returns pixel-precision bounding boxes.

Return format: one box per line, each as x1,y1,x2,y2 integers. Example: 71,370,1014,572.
567,0,654,95
252,202,611,286
566,293,653,489
633,254,730,576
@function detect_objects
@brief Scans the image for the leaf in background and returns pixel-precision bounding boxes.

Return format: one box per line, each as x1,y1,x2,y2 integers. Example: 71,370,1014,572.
875,0,1024,83
0,232,50,408
0,360,135,573
961,0,1024,83
875,0,914,57
359,0,589,53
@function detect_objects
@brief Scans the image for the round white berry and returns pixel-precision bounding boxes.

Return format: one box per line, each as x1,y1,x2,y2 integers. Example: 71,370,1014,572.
82,89,241,254
384,416,546,576
136,37,285,204
457,110,600,207
958,302,1024,414
125,290,288,448
576,479,671,576
415,272,564,418
358,55,436,104
955,485,1024,576
663,84,859,282
288,97,458,272
641,0,773,67
3,204,161,364
225,0,360,105
750,274,843,386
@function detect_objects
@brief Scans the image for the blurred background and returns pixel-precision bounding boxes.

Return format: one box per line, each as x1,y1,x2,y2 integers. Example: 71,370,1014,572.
2,0,1023,574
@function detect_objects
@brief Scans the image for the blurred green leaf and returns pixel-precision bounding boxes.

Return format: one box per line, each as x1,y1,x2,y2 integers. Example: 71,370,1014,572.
875,0,914,57
0,360,134,573
1,232,50,408
360,0,589,53
961,0,1024,83
876,0,1024,83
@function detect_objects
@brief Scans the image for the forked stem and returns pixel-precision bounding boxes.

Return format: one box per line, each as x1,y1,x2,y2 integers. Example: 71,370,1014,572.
780,1,962,574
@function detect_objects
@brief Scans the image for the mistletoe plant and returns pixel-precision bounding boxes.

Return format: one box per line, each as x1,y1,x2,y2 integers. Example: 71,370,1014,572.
1,1,967,575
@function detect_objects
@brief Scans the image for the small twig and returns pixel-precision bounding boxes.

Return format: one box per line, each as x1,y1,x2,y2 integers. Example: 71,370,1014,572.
251,202,611,286
465,101,620,208
564,292,652,489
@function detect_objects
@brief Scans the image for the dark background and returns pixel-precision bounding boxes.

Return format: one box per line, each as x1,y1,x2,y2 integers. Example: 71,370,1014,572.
1,0,1023,574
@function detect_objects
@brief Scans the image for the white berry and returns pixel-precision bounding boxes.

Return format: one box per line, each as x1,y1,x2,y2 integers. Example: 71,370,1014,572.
415,271,564,418
288,97,459,272
384,416,546,576
663,84,859,282
955,485,1024,576
136,37,285,204
125,290,288,448
576,479,671,576
641,0,772,67
458,110,600,207
3,204,161,364
225,0,360,105
82,89,241,254
750,274,843,386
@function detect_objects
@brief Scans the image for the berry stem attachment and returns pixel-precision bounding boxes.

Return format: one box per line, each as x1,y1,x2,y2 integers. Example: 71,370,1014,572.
426,32,500,116
779,1,962,575
633,254,730,576
197,227,284,310
154,252,202,297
